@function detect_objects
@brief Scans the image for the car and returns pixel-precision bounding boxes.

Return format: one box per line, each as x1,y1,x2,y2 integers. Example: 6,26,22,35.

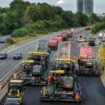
78,35,87,42
13,52,22,60
98,32,105,39
0,39,5,43
88,38,95,46
0,52,7,59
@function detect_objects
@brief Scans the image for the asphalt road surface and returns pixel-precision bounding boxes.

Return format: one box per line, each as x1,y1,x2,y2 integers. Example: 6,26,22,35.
0,28,84,80
1,28,105,105
22,31,105,105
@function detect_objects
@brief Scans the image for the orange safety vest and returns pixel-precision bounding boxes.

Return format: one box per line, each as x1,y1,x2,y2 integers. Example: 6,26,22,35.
75,93,80,100
47,76,53,85
12,73,17,80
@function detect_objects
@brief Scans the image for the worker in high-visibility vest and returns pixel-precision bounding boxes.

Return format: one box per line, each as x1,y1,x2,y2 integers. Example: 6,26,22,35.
12,73,17,80
41,87,48,95
75,88,81,101
47,76,53,85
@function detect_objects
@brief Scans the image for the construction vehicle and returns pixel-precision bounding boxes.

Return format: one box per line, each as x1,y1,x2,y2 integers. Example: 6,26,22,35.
88,38,95,46
6,80,24,105
41,41,81,102
22,60,46,85
76,46,99,75
41,70,81,102
27,40,50,67
57,33,68,41
48,39,58,50
28,52,49,68
48,36,63,50
85,25,91,30
52,41,76,74
37,39,51,54
66,28,74,38
52,58,76,75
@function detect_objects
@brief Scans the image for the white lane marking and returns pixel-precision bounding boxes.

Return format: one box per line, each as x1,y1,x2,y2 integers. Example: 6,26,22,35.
0,62,5,66
24,48,30,51
7,36,49,53
0,61,22,81
0,46,38,81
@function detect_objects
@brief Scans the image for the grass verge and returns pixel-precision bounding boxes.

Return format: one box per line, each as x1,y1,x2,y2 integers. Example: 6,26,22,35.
2,34,46,50
98,45,105,86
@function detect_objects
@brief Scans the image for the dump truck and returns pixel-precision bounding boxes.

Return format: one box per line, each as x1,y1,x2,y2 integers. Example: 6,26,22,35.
76,46,99,75
66,28,74,38
5,80,24,105
37,39,51,54
41,70,81,102
85,25,91,30
22,60,46,85
52,42,76,74
48,36,63,50
48,39,58,50
57,33,68,41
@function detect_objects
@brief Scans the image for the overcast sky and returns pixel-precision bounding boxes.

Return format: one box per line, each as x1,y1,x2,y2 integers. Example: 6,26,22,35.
0,0,105,13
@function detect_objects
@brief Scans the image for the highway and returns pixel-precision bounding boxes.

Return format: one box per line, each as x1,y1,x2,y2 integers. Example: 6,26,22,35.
23,32,105,105
0,28,84,80
0,35,10,50
0,33,55,79
1,28,105,105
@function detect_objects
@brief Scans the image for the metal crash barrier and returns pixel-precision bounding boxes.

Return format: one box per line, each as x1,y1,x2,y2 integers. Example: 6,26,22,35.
0,62,23,101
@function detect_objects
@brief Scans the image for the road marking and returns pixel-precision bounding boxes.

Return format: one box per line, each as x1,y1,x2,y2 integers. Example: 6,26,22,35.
7,36,49,53
0,62,5,66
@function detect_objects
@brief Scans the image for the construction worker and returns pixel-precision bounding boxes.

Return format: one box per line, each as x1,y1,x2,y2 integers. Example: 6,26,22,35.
75,87,81,102
41,87,48,96
78,58,84,70
12,73,17,80
47,75,53,85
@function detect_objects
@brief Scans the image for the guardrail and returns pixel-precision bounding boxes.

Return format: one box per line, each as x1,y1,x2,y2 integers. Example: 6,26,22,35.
0,62,23,101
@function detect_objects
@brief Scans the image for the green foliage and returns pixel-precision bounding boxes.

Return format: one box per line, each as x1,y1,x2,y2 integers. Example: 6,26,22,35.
0,0,103,36
7,38,15,44
75,12,89,26
12,19,67,37
91,22,105,34
89,13,100,24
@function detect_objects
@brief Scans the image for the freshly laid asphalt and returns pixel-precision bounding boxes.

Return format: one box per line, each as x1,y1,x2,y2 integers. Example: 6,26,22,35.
1,28,105,105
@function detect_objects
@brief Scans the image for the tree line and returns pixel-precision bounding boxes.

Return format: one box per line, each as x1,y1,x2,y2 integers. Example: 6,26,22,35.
0,0,104,37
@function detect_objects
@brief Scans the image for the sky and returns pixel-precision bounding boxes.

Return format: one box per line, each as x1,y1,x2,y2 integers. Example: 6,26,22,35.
0,0,105,14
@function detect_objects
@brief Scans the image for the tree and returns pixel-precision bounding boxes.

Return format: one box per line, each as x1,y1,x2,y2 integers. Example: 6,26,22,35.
37,3,55,20
90,13,100,24
25,4,42,22
61,11,74,27
10,0,30,18
75,12,89,26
